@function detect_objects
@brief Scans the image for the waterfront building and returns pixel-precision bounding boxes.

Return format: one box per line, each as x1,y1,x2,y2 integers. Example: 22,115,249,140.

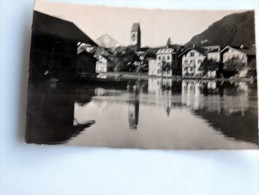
76,50,97,76
96,55,113,73
203,46,221,62
180,48,206,76
221,45,256,65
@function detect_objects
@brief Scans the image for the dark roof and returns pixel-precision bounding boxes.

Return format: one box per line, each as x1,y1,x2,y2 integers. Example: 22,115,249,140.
32,11,97,45
131,23,140,32
221,46,256,56
77,50,97,61
178,47,206,57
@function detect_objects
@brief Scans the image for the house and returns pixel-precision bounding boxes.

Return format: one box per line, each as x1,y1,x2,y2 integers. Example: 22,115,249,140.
221,45,256,65
155,47,175,77
76,50,97,76
29,11,97,81
96,55,114,73
180,48,206,76
202,46,221,62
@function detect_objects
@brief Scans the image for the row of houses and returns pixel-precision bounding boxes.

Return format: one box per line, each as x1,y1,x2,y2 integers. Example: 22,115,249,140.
148,43,256,78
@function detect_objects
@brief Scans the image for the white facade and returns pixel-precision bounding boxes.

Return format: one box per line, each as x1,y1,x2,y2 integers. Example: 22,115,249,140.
222,46,248,65
207,70,217,78
148,48,174,77
182,49,206,76
207,51,220,62
148,59,158,76
96,55,108,73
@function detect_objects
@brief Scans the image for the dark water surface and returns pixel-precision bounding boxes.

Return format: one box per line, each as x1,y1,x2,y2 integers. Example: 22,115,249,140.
26,78,259,149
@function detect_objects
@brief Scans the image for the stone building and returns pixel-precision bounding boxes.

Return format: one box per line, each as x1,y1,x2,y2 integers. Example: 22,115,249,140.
130,23,141,51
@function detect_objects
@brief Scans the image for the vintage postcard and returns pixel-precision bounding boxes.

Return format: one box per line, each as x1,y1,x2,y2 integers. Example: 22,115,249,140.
26,1,258,149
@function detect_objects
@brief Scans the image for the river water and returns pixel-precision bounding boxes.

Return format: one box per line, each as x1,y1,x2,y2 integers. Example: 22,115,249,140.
26,78,258,149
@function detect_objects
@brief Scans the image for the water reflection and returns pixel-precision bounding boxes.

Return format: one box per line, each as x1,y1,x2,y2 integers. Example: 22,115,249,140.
26,78,258,149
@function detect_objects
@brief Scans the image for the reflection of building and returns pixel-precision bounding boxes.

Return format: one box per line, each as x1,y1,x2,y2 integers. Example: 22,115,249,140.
128,100,140,130
130,23,141,51
26,84,95,144
180,48,206,76
181,81,203,110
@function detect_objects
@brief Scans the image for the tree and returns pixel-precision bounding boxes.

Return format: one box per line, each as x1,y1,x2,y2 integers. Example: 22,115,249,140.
199,58,219,76
223,57,245,72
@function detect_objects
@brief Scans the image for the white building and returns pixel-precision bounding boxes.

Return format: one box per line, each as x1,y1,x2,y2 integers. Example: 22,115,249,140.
148,47,174,77
148,59,157,76
180,48,206,76
205,46,221,62
221,46,253,65
95,55,113,73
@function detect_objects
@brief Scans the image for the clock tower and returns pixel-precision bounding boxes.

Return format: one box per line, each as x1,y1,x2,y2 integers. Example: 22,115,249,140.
130,23,141,51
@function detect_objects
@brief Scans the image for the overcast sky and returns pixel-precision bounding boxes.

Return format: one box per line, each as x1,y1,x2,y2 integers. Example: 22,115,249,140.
35,1,246,47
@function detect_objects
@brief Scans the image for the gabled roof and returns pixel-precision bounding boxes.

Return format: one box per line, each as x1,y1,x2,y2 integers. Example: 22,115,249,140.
178,48,206,57
157,48,174,54
77,50,97,61
32,11,97,45
221,46,256,56
131,23,140,32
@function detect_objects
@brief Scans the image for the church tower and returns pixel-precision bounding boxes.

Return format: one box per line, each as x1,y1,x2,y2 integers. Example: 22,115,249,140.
130,23,141,51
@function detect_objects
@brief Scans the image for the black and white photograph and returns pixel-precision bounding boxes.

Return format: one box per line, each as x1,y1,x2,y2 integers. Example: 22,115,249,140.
26,1,258,149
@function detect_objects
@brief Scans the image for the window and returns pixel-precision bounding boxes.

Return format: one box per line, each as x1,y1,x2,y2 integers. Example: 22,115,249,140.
190,60,195,64
158,56,161,60
190,52,194,57
167,56,170,60
184,60,188,64
132,34,135,41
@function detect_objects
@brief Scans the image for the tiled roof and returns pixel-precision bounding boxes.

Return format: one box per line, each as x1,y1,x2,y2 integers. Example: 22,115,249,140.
157,48,174,54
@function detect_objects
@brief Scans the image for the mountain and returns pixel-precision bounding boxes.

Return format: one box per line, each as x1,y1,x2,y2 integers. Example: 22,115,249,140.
96,34,120,48
185,11,255,48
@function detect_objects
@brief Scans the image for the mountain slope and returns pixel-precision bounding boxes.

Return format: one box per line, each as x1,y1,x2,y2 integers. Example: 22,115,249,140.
96,34,120,48
185,11,255,48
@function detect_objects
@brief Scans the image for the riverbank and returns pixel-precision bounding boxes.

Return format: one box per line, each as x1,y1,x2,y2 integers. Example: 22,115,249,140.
97,72,256,82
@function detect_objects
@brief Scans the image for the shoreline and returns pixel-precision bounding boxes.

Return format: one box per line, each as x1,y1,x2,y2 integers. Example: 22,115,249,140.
97,72,256,82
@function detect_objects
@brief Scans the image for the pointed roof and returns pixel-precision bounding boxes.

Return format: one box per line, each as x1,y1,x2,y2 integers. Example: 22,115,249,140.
221,46,256,56
167,38,172,46
32,11,97,45
131,23,140,32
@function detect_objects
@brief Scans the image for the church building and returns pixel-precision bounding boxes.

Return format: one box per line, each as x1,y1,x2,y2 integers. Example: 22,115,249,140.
130,23,141,51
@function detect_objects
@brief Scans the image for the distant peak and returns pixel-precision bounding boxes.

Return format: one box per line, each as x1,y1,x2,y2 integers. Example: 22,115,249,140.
96,34,120,48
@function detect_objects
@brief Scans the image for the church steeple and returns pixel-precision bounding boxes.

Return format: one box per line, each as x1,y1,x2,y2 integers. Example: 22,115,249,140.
166,38,171,48
130,23,141,51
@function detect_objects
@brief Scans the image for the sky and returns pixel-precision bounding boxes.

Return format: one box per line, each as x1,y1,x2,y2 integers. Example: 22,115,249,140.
34,1,247,47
